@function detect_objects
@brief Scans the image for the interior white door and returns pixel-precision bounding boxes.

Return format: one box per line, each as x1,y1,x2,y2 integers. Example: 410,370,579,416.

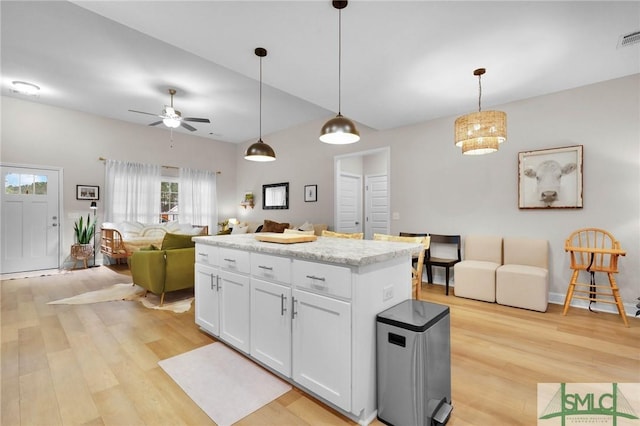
1,165,60,274
336,173,362,233
364,174,390,239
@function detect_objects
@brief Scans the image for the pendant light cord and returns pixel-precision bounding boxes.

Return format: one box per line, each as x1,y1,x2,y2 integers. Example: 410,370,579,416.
478,73,482,112
259,55,263,140
338,8,342,115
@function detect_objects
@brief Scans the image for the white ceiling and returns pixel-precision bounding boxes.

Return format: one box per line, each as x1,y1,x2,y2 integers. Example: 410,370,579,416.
2,1,639,144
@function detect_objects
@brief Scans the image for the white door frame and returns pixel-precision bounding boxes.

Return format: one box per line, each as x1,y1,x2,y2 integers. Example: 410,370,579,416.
334,147,390,238
0,162,64,273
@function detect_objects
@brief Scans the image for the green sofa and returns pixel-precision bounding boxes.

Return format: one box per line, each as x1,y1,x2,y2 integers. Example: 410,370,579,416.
129,233,196,306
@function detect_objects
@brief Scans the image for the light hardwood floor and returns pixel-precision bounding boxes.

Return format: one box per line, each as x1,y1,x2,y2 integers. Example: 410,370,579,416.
1,265,638,425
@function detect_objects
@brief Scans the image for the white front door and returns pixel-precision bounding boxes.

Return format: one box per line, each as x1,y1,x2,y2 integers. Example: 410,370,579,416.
336,172,362,234
1,165,61,274
365,174,390,239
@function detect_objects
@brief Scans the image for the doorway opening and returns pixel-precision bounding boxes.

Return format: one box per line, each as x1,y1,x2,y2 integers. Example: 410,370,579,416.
334,147,390,239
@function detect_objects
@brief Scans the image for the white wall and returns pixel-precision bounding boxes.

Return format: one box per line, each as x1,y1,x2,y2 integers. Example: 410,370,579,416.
3,74,638,310
234,118,378,227
236,74,640,308
1,96,238,255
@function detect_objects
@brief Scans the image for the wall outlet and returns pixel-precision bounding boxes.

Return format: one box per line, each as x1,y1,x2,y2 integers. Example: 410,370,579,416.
383,285,393,302
392,212,400,220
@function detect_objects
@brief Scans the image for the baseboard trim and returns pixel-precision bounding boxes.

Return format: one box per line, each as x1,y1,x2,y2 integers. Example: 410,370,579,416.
548,291,637,318
426,282,637,318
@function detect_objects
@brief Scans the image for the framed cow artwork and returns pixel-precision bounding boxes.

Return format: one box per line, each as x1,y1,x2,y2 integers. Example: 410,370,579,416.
518,145,583,209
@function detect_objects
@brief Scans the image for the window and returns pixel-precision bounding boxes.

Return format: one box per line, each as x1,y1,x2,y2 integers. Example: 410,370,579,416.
160,179,179,223
4,173,47,195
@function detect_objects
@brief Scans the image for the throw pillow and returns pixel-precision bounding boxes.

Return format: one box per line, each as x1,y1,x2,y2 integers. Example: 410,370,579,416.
141,225,168,238
161,233,196,250
188,227,205,235
231,224,249,234
298,221,314,232
120,221,144,238
261,220,290,233
165,221,183,233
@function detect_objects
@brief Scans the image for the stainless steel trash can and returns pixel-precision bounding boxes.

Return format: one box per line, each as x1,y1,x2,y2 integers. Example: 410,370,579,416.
377,299,453,426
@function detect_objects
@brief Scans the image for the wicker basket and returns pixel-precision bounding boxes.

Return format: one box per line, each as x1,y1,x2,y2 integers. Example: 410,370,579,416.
71,243,94,260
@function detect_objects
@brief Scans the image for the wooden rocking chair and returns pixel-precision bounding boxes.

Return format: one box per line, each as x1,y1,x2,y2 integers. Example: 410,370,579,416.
563,228,628,327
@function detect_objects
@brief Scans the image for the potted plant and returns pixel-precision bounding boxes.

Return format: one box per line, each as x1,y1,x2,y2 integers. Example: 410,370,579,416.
71,214,96,262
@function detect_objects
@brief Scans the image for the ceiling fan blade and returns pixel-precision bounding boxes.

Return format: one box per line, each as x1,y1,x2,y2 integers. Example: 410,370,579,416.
181,122,197,132
129,109,161,117
183,117,210,123
148,121,163,127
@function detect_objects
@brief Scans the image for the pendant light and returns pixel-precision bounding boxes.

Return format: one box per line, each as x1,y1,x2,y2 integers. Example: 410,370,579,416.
245,47,276,162
454,68,507,155
319,0,360,145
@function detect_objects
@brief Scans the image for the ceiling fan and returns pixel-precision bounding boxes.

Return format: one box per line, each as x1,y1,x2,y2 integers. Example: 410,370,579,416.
128,89,210,131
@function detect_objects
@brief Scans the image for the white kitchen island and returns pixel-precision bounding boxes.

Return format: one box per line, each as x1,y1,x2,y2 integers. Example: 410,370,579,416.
192,233,421,425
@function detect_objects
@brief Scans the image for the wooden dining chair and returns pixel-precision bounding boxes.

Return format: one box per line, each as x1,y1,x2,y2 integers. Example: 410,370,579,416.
563,228,628,327
374,233,430,299
321,230,364,239
424,234,461,296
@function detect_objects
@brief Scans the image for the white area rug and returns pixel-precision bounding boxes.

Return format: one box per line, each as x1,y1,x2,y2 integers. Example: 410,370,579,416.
47,283,194,313
159,342,292,426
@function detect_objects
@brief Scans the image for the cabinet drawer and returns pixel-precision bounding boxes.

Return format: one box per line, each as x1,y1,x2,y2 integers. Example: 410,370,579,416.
293,260,351,300
196,244,218,266
220,248,250,273
251,253,291,284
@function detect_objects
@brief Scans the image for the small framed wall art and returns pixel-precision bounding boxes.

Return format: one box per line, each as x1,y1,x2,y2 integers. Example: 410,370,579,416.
304,185,317,202
518,145,583,209
76,185,99,200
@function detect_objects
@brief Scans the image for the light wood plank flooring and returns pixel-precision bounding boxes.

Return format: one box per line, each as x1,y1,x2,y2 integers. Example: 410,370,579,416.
2,265,638,425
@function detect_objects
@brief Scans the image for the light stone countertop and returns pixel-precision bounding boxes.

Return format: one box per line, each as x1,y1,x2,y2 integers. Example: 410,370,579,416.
193,233,422,267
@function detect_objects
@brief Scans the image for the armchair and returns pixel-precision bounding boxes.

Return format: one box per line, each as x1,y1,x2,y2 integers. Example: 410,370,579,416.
129,233,196,306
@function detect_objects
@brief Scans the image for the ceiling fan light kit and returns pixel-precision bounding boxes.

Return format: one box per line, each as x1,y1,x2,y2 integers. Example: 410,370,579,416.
454,68,507,155
320,0,360,145
129,88,210,132
245,47,276,162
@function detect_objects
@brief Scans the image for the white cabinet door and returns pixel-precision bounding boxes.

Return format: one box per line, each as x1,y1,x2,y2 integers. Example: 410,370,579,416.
195,263,220,336
250,278,292,376
292,289,351,411
220,270,251,353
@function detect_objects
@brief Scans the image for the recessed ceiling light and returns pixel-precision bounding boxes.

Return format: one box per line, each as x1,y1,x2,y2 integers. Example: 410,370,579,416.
11,81,40,95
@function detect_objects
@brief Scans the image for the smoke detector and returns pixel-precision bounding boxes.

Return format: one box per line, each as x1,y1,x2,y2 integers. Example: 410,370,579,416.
617,30,640,48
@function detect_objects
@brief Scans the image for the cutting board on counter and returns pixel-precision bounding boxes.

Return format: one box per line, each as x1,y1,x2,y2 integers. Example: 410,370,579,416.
255,233,317,244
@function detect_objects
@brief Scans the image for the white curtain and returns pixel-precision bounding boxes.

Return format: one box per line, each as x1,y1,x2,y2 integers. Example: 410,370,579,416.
179,167,217,231
104,159,161,223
